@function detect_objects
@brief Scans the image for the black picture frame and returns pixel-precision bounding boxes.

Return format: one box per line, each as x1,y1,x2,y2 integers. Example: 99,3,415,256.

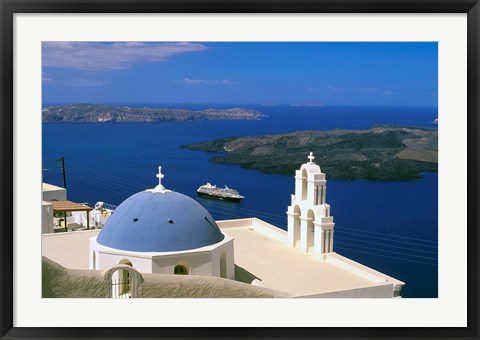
1,1,479,339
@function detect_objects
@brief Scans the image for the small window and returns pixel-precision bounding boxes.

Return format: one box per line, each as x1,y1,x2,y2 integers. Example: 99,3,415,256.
174,264,188,275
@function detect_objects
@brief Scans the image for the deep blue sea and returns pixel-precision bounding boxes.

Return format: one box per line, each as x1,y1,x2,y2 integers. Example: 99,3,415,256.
42,105,438,298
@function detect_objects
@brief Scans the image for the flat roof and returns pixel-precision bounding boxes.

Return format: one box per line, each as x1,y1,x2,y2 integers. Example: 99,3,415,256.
42,218,403,297
51,200,93,212
42,229,100,270
42,183,66,192
218,219,399,296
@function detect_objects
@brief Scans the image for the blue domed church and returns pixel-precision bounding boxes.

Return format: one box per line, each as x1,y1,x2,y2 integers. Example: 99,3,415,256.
89,167,235,279
39,155,405,298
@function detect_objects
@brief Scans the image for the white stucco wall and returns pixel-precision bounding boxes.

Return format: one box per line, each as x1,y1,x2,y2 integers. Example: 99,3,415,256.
152,252,213,275
325,253,404,290
299,283,396,298
42,201,54,234
90,235,235,279
42,183,67,201
94,251,153,273
208,241,235,279
152,238,235,278
43,256,279,298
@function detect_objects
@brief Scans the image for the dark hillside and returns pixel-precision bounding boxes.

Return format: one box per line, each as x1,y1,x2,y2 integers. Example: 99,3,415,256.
182,126,437,181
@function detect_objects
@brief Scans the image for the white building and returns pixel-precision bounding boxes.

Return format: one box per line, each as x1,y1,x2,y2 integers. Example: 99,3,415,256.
89,167,235,279
44,155,404,298
42,182,67,202
41,183,67,234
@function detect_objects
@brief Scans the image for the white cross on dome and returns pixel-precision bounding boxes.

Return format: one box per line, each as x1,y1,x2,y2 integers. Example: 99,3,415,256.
147,166,172,193
156,166,165,188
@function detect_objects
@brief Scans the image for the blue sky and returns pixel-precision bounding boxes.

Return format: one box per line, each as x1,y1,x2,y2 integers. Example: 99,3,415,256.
42,42,438,107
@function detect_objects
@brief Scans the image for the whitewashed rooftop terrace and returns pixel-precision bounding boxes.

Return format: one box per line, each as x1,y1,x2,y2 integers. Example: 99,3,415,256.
42,217,403,297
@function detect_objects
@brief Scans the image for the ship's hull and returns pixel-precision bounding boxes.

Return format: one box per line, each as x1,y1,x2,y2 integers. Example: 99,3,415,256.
197,191,243,202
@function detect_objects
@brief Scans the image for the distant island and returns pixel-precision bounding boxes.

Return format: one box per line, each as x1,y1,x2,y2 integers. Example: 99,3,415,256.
289,102,324,107
182,126,438,181
42,104,265,122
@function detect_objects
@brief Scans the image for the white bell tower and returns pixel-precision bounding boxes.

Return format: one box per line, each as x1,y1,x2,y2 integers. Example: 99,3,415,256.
286,152,335,254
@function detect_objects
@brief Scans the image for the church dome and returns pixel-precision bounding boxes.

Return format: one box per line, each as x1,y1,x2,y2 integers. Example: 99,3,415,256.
96,190,225,252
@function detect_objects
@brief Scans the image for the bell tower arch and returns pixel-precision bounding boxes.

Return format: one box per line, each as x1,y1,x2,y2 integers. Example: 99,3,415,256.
287,152,335,254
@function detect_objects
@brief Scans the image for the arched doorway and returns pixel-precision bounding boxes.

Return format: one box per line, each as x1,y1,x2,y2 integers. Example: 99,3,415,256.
111,259,133,298
293,205,301,247
301,168,308,200
106,264,142,299
306,209,315,251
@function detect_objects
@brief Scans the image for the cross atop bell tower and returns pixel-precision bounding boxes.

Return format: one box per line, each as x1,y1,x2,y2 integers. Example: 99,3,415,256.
308,152,315,164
